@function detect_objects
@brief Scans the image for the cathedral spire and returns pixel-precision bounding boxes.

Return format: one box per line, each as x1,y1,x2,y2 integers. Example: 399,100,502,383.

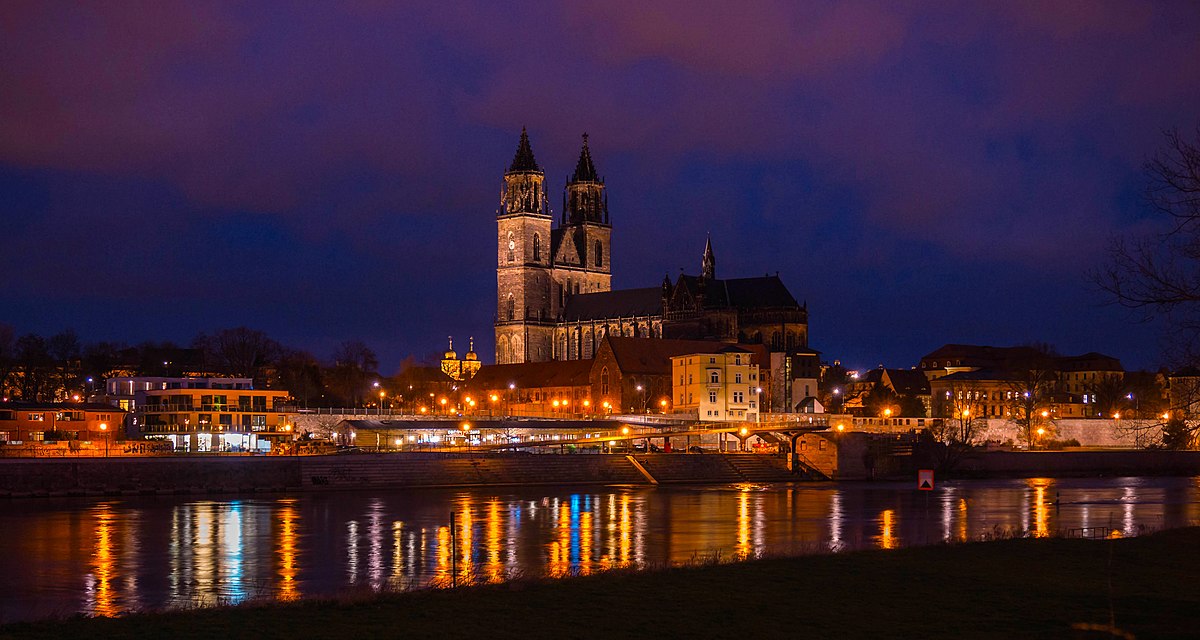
572,132,598,182
508,127,539,173
702,235,716,279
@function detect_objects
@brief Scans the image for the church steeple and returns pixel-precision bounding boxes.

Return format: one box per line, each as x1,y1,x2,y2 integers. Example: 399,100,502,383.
572,133,598,182
500,127,546,217
702,235,716,280
564,133,607,225
508,126,539,173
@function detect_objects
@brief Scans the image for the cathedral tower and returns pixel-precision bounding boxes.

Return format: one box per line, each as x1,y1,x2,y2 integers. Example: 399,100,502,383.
551,133,612,315
495,128,555,364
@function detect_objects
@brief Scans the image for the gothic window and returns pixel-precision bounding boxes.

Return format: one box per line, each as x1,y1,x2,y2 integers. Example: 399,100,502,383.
601,367,610,397
533,233,541,262
506,295,515,321
594,240,602,267
507,232,515,263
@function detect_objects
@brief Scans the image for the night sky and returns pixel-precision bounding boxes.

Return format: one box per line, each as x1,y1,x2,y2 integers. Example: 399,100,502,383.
3,2,1199,372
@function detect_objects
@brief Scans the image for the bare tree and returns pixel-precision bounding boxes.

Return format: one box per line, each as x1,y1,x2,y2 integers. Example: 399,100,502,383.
1001,351,1059,449
330,340,379,406
1096,127,1200,364
194,327,281,381
0,324,16,398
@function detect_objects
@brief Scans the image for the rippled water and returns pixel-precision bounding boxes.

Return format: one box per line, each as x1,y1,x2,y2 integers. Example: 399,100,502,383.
1,476,1198,623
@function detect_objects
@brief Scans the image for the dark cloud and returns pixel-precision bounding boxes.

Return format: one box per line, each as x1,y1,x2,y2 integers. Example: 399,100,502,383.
2,1,1198,369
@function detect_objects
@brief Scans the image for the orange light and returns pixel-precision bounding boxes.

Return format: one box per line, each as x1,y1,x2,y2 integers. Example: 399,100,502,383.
461,422,470,431
99,423,108,431
1036,427,1045,436
464,396,472,404
1040,410,1049,418
883,408,893,418
552,400,560,408
582,399,590,407
420,406,427,413
659,399,668,407
1113,412,1120,420
490,394,498,402
621,426,630,435
739,427,749,436
562,399,570,407
836,424,844,432
439,398,447,406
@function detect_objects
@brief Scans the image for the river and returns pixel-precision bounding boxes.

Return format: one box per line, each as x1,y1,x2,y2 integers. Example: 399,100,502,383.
1,476,1197,623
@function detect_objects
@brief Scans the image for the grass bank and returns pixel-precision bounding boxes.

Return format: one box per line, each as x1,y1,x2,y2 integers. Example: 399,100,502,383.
4,529,1199,639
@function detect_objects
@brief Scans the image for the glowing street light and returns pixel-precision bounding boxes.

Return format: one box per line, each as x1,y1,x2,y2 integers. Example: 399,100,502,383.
621,426,630,436
99,422,109,458
883,408,893,418
836,423,845,432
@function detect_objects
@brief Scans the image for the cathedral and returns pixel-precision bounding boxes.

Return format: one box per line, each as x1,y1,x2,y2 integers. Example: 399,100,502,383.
495,129,809,366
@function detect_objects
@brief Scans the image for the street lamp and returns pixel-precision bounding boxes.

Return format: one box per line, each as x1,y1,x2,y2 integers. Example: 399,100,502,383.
99,422,109,458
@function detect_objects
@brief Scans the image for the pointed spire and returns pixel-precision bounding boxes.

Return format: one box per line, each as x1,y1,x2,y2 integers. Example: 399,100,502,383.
572,132,598,182
508,126,539,173
702,235,716,279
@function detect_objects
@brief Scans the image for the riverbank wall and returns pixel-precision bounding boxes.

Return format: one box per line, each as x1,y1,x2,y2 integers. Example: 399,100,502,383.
2,450,1200,497
0,453,797,497
952,449,1200,478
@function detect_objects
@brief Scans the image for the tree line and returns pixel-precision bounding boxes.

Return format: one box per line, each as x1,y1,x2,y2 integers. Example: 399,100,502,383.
0,325,384,407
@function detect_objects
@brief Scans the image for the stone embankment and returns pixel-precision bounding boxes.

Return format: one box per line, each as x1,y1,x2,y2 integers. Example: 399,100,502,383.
0,453,798,498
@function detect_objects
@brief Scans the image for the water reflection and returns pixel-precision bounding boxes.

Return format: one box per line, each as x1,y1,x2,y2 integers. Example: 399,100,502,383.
3,476,1200,623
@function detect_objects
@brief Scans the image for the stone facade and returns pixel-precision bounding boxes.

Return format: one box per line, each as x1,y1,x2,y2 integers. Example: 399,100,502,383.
495,129,614,364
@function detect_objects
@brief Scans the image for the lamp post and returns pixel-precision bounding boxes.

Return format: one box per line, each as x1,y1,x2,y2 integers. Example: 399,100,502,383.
99,422,109,458
635,384,646,413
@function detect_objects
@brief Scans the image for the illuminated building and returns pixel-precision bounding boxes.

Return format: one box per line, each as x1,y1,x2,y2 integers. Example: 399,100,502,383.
0,402,124,443
138,387,296,452
670,348,761,422
493,130,811,379
439,337,482,382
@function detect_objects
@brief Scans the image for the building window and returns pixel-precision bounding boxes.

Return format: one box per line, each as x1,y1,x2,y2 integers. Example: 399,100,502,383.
28,413,44,422
733,391,744,403
506,295,515,321
735,373,742,384
533,233,541,261
709,391,717,403
709,371,719,384
600,367,610,397
595,240,603,267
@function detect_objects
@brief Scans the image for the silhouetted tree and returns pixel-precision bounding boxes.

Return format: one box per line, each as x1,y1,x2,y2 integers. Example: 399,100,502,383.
329,340,379,406
47,330,81,398
1001,348,1059,448
15,334,51,401
0,324,16,399
1097,126,1200,364
193,327,281,382
275,349,324,407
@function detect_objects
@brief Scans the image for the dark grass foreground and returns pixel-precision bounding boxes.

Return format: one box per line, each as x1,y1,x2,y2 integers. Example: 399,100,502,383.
4,529,1200,640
